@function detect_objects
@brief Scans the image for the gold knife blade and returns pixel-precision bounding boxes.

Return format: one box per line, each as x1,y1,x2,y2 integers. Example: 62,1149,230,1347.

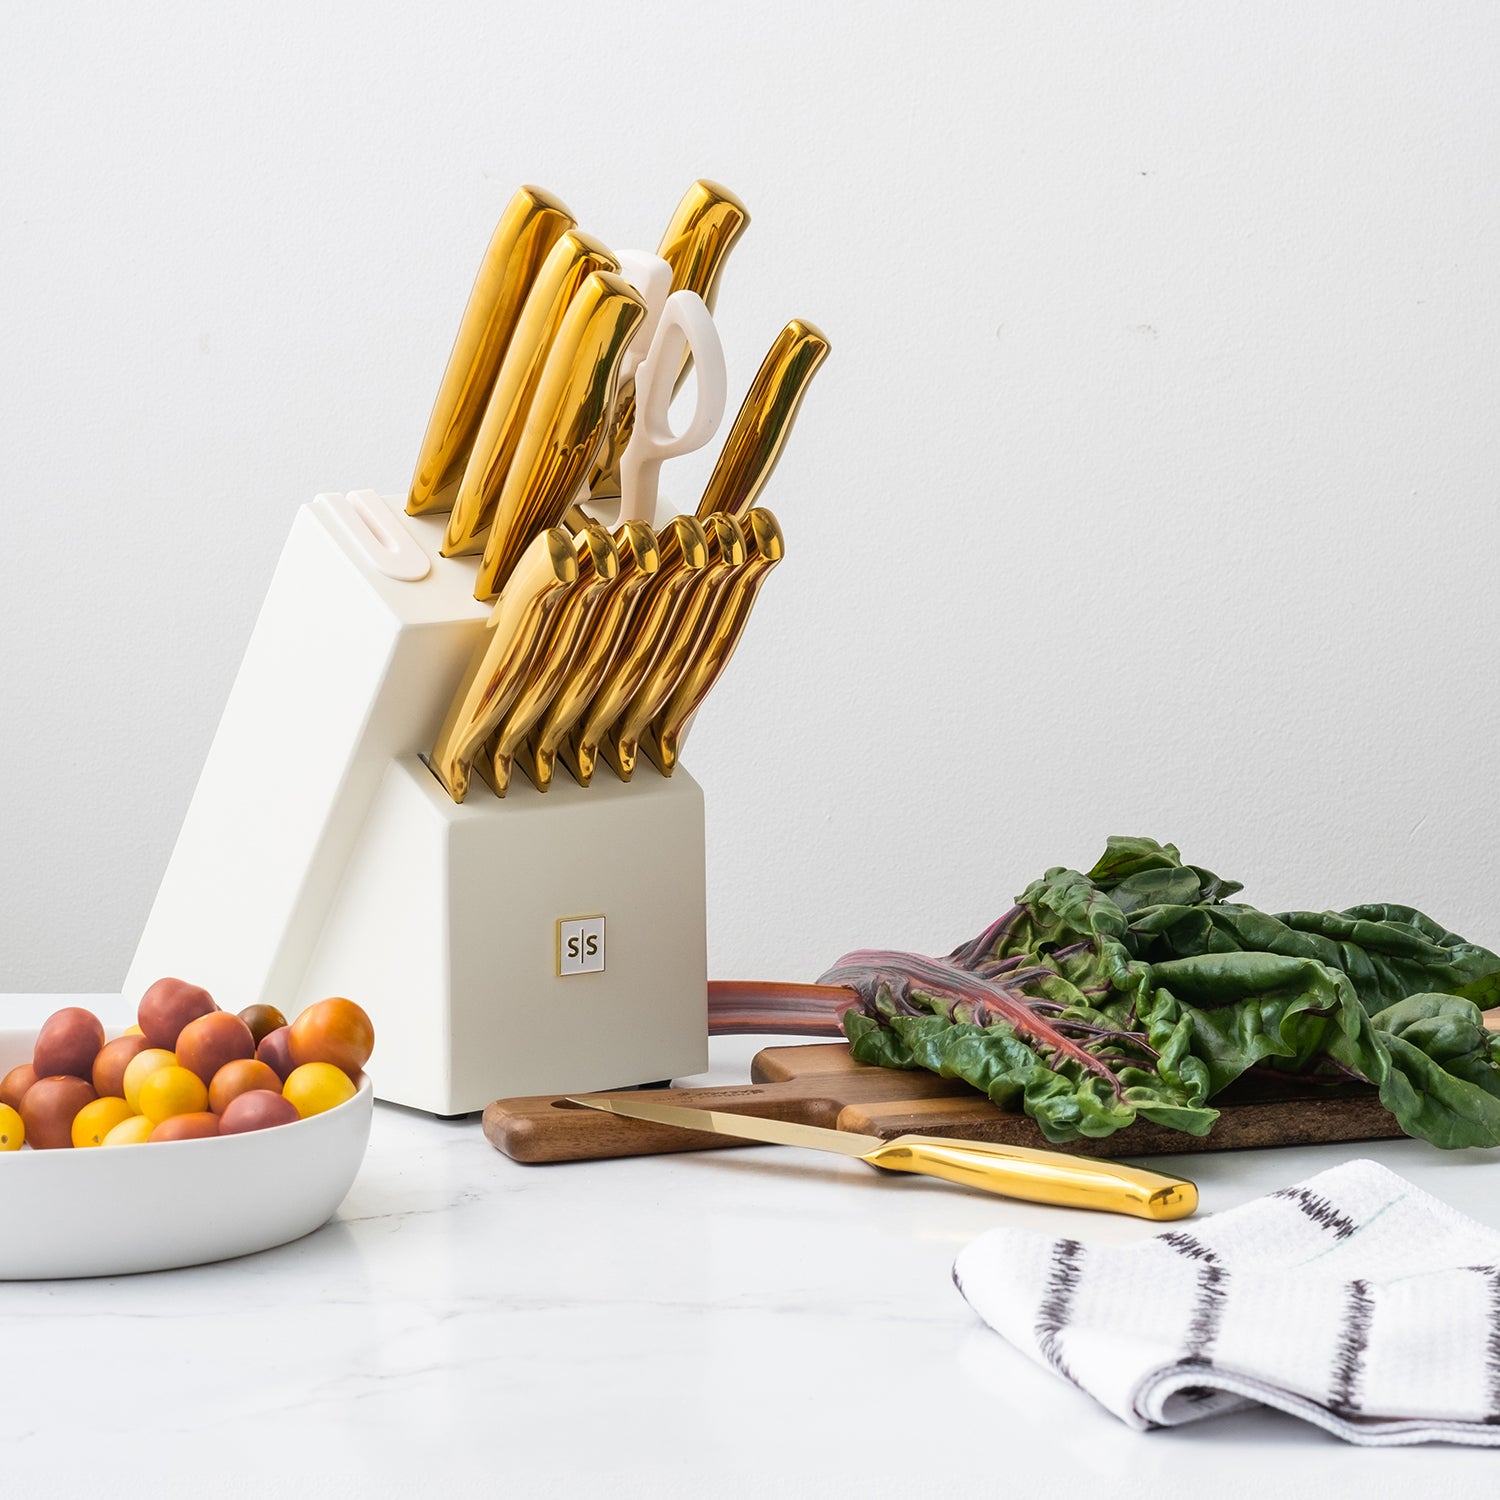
695,320,830,521
443,229,621,557
520,519,661,792
560,514,707,787
472,271,647,600
642,507,784,775
426,528,579,803
407,187,576,518
601,512,745,781
589,180,751,501
569,1095,1198,1221
476,523,620,797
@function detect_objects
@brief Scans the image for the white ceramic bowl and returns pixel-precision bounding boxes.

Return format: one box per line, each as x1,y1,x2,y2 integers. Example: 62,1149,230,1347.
0,1027,373,1279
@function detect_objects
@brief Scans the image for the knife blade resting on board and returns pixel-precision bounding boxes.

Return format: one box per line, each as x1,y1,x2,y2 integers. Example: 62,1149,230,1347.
642,507,784,775
590,180,751,501
472,272,647,601
559,515,707,787
425,528,579,803
569,1095,1197,1221
407,186,576,518
695,320,831,521
520,520,660,793
600,512,745,781
476,523,620,797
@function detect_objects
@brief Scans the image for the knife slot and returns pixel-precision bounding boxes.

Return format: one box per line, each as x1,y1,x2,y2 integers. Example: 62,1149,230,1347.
327,490,432,582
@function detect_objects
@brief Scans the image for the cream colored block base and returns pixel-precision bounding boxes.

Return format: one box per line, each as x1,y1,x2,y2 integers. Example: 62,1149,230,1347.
294,756,709,1115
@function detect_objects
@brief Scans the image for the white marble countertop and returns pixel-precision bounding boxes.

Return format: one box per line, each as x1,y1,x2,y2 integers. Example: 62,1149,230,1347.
4,996,1498,1498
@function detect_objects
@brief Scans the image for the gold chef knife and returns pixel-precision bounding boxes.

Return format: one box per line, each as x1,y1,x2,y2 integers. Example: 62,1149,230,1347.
472,271,647,601
602,512,744,781
407,186,576,518
642,507,784,775
695,320,830,521
570,1096,1198,1221
426,527,578,803
476,523,620,797
560,514,707,787
590,179,751,501
521,520,661,793
443,230,622,556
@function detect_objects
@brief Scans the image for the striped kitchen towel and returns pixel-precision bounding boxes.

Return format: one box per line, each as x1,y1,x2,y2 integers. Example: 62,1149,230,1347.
953,1159,1500,1445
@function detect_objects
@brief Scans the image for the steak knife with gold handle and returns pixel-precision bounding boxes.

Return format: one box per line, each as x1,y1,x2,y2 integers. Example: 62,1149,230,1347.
520,520,660,793
560,514,707,787
426,528,579,803
407,187,576,518
472,271,647,600
590,180,751,501
443,230,621,557
695,320,830,521
642,507,784,775
601,512,744,781
476,523,620,798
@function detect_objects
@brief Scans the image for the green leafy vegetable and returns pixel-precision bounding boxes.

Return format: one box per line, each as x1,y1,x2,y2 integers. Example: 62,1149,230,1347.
823,837,1500,1150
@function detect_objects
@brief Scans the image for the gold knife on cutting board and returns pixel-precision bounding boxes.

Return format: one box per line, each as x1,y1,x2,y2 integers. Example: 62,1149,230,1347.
472,271,647,601
601,512,745,781
407,186,576,518
426,528,579,803
560,514,707,787
443,230,622,557
520,520,661,793
589,180,751,501
571,1096,1198,1220
642,507,784,775
695,320,830,521
476,523,620,798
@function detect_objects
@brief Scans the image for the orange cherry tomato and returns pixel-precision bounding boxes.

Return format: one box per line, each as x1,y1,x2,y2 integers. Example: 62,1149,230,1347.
288,999,374,1077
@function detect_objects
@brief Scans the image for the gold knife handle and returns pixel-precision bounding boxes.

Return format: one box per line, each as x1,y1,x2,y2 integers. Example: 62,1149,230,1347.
865,1135,1198,1221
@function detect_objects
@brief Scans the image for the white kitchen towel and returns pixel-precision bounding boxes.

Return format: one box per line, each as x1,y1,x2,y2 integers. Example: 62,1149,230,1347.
953,1159,1500,1446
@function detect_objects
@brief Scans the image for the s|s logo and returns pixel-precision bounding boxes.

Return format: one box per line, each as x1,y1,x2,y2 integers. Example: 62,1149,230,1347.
557,916,606,976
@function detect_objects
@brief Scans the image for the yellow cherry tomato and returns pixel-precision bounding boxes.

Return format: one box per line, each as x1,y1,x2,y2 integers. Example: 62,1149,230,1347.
122,1048,177,1112
71,1096,136,1148
138,1065,208,1124
102,1114,155,1146
282,1062,356,1119
122,1023,143,1037
0,1102,23,1150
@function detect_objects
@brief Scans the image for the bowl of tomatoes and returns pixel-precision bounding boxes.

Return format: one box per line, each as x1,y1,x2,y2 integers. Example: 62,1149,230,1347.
0,982,375,1279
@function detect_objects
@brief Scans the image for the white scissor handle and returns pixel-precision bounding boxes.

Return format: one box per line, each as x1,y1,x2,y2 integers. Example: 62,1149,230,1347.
618,289,727,524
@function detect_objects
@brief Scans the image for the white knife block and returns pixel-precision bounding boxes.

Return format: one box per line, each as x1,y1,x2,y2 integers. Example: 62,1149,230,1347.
125,491,709,1115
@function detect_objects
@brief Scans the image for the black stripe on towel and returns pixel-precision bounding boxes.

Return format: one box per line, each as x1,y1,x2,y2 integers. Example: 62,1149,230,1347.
1328,1278,1374,1414
1035,1238,1085,1387
1161,1232,1228,1362
1472,1265,1500,1425
1271,1186,1359,1241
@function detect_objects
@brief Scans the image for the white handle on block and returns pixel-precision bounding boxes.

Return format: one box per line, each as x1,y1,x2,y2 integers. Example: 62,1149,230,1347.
617,290,726,524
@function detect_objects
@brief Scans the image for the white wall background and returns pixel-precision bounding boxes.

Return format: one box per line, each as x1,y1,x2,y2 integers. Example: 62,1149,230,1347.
3,1,1498,995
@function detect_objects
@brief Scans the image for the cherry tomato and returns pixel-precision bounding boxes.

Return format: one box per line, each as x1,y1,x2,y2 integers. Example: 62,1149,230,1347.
237,1004,288,1047
138,1066,208,1124
256,1027,296,1083
32,1007,105,1081
283,1062,356,1118
72,1096,137,1148
137,978,217,1050
218,1089,300,1134
175,1011,254,1087
208,1058,284,1115
0,1063,36,1112
102,1115,155,1147
150,1111,220,1142
122,1049,177,1113
21,1076,97,1149
93,1034,151,1099
288,998,374,1076
0,1103,23,1150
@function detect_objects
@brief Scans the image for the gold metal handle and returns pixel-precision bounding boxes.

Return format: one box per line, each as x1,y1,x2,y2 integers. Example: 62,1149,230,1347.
590,180,751,500
602,512,745,781
865,1135,1198,1221
426,528,578,803
443,230,621,557
643,508,783,775
407,187,576,518
472,271,646,600
696,320,830,521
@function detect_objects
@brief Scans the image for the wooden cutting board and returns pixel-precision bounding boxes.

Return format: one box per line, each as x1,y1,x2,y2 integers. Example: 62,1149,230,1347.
482,1039,1436,1163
